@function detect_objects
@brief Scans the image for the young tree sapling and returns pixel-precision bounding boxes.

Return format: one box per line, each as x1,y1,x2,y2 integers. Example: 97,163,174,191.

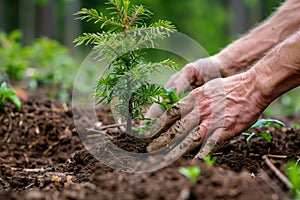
74,0,179,134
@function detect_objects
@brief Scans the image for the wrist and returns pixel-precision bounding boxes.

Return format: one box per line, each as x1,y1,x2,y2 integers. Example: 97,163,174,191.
250,31,300,103
212,53,237,78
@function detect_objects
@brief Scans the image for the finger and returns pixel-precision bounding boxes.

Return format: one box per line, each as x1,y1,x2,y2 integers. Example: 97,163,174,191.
193,124,223,159
165,64,198,94
164,126,204,161
143,93,197,138
140,103,165,125
166,58,222,94
146,109,200,152
164,120,217,161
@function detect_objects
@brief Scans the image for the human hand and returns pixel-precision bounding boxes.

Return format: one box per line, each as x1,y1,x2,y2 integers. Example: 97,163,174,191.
144,71,269,159
143,56,228,120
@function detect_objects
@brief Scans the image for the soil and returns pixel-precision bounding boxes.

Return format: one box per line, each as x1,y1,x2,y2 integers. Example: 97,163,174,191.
0,98,299,200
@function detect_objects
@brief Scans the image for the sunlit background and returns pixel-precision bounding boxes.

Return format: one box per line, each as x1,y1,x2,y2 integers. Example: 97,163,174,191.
0,0,299,118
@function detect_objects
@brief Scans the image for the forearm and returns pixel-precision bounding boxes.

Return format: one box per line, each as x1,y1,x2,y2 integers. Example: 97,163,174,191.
216,0,300,77
250,30,300,106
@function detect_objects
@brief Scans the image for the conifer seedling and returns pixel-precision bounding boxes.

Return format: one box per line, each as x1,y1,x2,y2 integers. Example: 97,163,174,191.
74,0,179,134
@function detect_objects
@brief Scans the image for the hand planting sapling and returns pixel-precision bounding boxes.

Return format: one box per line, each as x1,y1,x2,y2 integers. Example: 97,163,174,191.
74,0,179,134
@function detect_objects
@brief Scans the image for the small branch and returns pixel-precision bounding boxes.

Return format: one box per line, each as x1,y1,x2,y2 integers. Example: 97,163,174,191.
96,123,126,130
110,0,124,21
265,154,287,159
25,182,35,189
23,153,29,163
86,128,107,135
86,130,113,140
262,155,292,189
43,141,60,156
128,15,137,29
77,9,125,29
23,168,46,173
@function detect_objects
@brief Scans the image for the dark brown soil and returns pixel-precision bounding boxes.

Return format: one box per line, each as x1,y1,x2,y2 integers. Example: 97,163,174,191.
0,99,299,200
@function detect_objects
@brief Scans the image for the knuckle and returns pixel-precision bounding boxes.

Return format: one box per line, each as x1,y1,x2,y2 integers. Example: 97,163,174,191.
181,64,197,75
167,103,181,117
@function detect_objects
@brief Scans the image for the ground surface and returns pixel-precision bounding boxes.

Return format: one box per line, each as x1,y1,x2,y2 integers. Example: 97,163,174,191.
0,99,299,200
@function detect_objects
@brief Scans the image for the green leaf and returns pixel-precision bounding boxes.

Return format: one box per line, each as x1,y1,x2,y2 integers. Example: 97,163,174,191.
242,131,273,149
9,95,21,109
0,82,21,109
179,166,201,184
155,101,169,109
204,155,217,165
167,88,179,104
286,161,300,198
132,119,154,134
290,124,299,130
156,87,179,109
256,132,272,143
250,119,285,129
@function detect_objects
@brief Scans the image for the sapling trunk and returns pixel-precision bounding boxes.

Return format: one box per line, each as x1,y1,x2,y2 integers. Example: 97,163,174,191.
126,97,133,135
126,73,133,135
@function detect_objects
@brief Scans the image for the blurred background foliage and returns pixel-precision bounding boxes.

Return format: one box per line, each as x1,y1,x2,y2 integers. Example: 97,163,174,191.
0,0,299,118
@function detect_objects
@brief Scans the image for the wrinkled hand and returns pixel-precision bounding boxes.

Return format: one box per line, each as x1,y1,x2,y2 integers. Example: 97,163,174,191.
144,71,269,159
143,56,227,120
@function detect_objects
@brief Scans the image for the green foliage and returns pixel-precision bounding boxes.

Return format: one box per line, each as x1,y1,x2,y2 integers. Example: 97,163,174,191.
132,118,156,134
242,131,272,146
75,0,178,132
0,82,21,109
23,37,76,101
250,119,285,129
204,155,217,165
242,119,285,155
136,0,229,55
291,124,299,130
0,30,28,80
0,30,76,101
156,88,179,109
179,166,201,184
286,160,300,199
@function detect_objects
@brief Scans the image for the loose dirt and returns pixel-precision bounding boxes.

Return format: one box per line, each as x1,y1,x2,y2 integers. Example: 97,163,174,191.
0,99,299,200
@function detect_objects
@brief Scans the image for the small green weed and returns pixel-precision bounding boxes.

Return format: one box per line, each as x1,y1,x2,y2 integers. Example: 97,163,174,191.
203,155,216,165
179,166,201,184
242,119,285,156
0,82,21,109
0,30,76,101
286,160,300,199
290,124,299,130
0,30,28,80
